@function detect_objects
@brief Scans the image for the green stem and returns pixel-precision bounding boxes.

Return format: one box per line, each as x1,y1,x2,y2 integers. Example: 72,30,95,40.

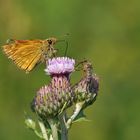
59,113,68,140
49,135,53,140
38,120,49,140
48,119,59,140
66,102,84,129
34,130,44,139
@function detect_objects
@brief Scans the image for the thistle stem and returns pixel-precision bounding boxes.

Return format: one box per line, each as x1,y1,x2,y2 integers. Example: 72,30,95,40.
48,119,59,140
38,120,49,140
34,130,44,139
59,112,68,140
66,102,84,129
49,135,54,140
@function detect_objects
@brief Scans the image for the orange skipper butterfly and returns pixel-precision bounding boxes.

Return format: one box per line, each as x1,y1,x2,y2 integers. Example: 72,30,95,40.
2,37,57,72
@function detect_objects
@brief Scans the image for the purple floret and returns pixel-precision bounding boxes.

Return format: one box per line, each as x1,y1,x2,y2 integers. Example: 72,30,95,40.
45,57,75,75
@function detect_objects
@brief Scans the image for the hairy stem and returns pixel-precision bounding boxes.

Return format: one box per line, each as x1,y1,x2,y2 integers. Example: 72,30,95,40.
38,120,49,140
66,102,84,129
59,113,68,140
48,119,59,140
34,129,44,139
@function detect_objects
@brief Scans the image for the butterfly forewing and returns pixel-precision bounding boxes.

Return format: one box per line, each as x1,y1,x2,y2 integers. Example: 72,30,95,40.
2,39,53,72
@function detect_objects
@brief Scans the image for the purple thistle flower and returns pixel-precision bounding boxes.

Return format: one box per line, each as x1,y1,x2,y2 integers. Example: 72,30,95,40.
32,57,75,117
45,57,75,75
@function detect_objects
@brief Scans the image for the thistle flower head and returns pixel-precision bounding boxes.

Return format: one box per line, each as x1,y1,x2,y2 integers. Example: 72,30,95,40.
45,57,75,75
32,57,75,117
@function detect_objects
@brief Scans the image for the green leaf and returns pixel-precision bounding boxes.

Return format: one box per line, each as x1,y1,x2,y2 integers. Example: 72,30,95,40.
73,111,91,123
25,118,36,130
59,101,67,115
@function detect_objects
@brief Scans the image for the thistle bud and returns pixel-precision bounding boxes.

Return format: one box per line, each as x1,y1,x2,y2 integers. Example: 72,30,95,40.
73,61,99,108
31,57,75,117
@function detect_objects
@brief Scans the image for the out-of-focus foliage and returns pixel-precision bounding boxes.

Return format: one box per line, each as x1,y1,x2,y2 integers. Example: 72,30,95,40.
0,0,140,140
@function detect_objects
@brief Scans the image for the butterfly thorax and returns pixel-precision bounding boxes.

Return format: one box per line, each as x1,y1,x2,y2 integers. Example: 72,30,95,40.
42,38,57,59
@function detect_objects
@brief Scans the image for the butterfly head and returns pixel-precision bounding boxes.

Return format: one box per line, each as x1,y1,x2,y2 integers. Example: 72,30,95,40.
46,37,57,46
44,37,58,58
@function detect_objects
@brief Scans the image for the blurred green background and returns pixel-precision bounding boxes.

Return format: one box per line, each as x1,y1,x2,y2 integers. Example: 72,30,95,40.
0,0,140,140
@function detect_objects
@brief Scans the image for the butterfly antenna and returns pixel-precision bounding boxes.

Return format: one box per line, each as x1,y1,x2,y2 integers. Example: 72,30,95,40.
57,39,69,56
64,40,68,56
57,33,70,56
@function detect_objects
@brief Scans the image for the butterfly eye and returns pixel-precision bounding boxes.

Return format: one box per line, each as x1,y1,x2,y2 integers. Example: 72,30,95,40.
47,40,53,45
